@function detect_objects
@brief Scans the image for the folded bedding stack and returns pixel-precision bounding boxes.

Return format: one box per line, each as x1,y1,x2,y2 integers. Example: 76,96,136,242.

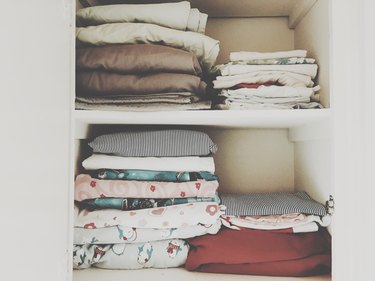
73,129,223,269
186,191,332,276
212,50,323,109
75,1,220,111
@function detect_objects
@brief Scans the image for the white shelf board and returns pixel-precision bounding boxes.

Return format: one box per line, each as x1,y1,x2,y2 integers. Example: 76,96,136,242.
74,108,330,128
73,268,331,281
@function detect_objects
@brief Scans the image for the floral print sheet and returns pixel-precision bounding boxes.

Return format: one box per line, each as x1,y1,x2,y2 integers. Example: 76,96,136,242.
74,220,221,245
73,239,188,269
75,174,219,201
74,202,224,229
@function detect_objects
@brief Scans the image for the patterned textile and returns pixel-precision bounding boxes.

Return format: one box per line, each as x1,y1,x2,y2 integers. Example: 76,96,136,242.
74,202,223,229
230,50,307,62
228,57,315,65
89,130,217,157
75,174,219,201
76,193,220,211
220,192,327,216
186,227,331,276
74,221,221,245
91,169,219,182
73,239,188,269
82,155,215,172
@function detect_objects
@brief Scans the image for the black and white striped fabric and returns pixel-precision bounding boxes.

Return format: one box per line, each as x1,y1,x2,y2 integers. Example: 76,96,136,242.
89,129,218,157
220,191,327,217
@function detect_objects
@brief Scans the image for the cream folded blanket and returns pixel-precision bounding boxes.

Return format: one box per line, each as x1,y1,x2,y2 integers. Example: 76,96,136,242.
76,23,220,70
76,1,208,33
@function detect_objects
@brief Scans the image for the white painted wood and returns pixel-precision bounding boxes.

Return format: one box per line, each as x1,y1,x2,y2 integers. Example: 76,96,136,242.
289,120,331,142
74,109,331,138
0,1,73,281
330,0,375,280
74,268,331,281
289,0,317,28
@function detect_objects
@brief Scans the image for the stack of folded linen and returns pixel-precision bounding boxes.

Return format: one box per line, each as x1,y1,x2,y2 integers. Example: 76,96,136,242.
186,191,332,276
212,50,323,109
73,129,223,269
75,1,220,111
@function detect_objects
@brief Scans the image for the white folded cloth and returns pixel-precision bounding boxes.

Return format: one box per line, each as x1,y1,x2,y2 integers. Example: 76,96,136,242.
230,50,307,61
82,154,215,172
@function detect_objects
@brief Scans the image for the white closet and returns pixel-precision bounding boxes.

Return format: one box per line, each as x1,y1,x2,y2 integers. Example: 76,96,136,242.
73,0,331,280
1,1,375,281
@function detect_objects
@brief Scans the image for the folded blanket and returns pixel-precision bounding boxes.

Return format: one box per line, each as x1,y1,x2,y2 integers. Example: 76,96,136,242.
76,44,202,76
76,1,208,33
76,193,220,211
223,95,311,105
76,23,220,70
220,192,327,216
186,227,331,276
75,100,212,111
88,129,217,157
75,174,219,201
91,169,219,182
219,64,318,78
82,154,216,172
74,221,221,245
74,202,223,229
230,50,307,62
73,239,188,269
76,71,207,97
213,71,314,88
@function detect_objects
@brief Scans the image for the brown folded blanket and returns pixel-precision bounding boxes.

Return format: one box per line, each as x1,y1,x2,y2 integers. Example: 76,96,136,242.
76,71,207,97
76,44,202,76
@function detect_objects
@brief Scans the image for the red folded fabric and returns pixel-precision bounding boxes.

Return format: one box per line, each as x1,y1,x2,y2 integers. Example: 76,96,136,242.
233,82,281,89
186,227,331,277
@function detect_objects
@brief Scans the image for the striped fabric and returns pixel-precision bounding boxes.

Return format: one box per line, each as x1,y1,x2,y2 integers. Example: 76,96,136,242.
220,192,327,217
89,129,217,157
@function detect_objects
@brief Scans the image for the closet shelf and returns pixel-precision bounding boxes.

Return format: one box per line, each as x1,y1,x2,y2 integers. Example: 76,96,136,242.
74,109,330,129
109,0,317,28
73,268,331,281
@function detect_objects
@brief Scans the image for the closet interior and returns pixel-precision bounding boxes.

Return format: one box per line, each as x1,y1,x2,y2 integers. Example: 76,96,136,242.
72,0,333,280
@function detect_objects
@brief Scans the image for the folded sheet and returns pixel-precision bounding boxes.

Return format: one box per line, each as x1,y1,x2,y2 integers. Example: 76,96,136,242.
76,23,220,70
76,194,220,211
74,202,223,229
73,239,188,269
88,129,217,157
91,169,219,182
222,86,317,99
75,174,219,201
227,57,315,65
213,71,314,88
76,94,202,104
76,44,202,76
186,227,331,276
230,50,307,62
82,154,216,172
76,1,208,33
76,71,207,97
75,100,212,111
74,221,221,245
219,64,318,78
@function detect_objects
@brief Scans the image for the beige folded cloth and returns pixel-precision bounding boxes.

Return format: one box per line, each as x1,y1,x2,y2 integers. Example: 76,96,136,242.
76,1,208,33
76,44,202,76
76,22,219,70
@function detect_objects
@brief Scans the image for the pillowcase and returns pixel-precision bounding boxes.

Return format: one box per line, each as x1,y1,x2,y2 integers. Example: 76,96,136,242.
220,191,327,216
88,129,218,156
